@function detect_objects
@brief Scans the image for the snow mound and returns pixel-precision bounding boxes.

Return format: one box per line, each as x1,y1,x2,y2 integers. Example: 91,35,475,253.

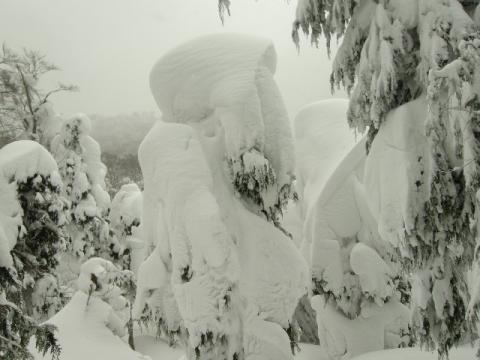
350,243,394,302
0,140,61,268
31,292,146,360
311,296,410,359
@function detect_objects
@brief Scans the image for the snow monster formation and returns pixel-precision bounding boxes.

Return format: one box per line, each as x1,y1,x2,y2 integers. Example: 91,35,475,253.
136,34,308,360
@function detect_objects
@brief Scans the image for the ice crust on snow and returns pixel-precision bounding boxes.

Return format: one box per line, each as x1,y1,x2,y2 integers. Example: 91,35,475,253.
139,33,308,359
0,140,61,268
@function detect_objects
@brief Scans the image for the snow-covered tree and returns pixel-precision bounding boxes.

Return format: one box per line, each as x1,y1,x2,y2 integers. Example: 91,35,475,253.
109,183,143,271
294,100,411,357
138,34,308,360
290,0,480,357
76,257,134,340
0,44,77,145
51,113,111,264
0,140,65,359
109,182,143,349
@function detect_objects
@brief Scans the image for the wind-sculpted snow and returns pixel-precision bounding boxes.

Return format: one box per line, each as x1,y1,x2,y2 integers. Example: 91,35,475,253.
294,99,355,215
364,96,429,253
0,140,61,268
296,100,410,357
138,34,308,360
150,33,295,222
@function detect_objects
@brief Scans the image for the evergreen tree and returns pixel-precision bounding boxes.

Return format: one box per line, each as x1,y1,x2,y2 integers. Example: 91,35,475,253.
108,183,142,270
51,113,111,264
287,0,480,357
0,140,65,359
15,168,68,321
77,257,134,340
108,182,143,349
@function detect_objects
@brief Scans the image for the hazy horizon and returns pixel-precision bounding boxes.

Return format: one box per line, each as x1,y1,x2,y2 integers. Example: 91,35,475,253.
0,0,346,119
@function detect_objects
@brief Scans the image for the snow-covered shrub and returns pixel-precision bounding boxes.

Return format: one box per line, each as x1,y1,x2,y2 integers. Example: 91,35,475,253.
51,113,111,261
77,257,133,335
0,140,65,359
109,182,143,272
109,182,143,349
133,247,182,345
292,1,480,356
138,34,308,360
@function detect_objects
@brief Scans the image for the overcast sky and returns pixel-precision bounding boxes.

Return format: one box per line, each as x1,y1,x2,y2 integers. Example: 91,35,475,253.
0,0,346,118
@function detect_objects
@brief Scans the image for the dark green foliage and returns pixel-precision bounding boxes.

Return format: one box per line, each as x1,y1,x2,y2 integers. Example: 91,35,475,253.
0,265,61,360
227,148,297,229
0,171,66,359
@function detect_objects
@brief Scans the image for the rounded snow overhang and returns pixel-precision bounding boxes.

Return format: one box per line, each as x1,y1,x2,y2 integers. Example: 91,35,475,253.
149,33,277,124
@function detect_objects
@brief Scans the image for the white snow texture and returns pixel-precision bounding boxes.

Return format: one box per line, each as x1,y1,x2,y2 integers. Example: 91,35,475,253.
138,33,308,360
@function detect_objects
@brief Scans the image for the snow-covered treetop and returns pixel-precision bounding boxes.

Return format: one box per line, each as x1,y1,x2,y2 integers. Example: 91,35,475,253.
0,140,61,185
109,183,142,232
0,140,61,269
150,33,296,223
52,113,110,212
150,33,276,125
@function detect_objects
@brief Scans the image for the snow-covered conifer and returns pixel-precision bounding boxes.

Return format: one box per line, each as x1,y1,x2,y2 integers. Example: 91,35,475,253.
0,140,65,359
109,182,143,349
51,113,111,262
77,257,133,339
293,0,480,356
109,182,143,271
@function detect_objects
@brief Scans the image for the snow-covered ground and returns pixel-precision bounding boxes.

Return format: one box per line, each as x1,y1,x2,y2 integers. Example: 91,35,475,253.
31,292,146,360
352,346,476,360
30,292,474,360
